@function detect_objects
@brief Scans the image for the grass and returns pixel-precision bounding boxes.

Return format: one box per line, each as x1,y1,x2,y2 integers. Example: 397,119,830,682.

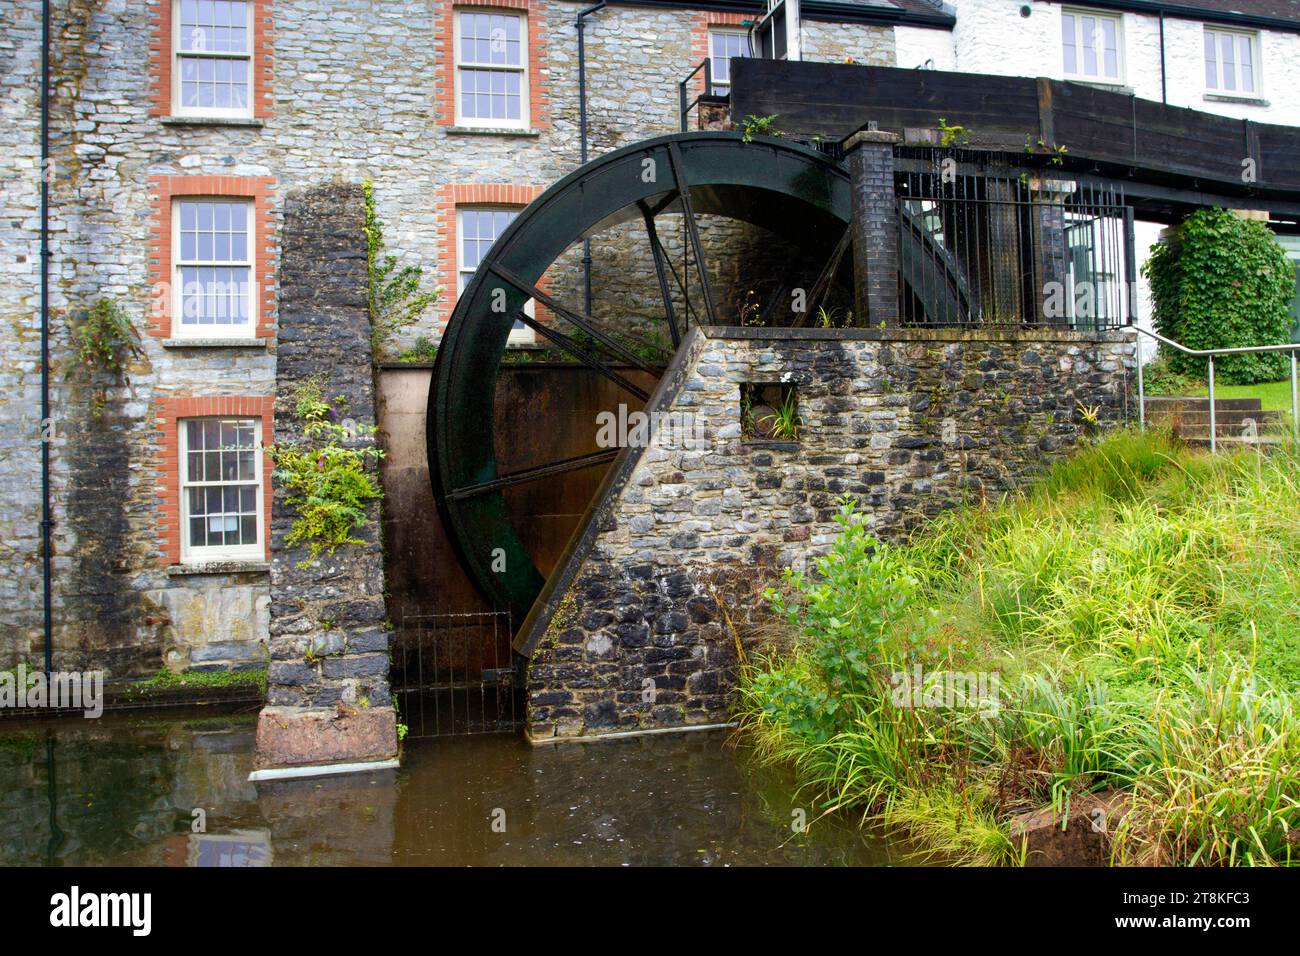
736,429,1300,865
126,667,267,698
1190,378,1295,413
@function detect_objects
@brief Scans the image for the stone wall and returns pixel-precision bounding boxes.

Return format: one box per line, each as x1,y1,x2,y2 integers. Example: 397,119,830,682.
0,0,897,676
256,182,395,770
524,326,1135,740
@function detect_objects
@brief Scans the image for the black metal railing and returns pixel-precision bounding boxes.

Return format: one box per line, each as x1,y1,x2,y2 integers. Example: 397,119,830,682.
678,57,713,132
894,150,1134,329
391,609,521,737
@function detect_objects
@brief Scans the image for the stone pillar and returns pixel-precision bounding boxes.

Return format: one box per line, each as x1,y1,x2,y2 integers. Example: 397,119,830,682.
844,129,901,327
252,183,397,780
1031,175,1072,326
985,177,1023,323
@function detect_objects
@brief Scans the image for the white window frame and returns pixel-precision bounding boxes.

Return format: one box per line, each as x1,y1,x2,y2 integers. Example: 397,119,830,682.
708,28,750,96
457,206,535,345
1203,26,1262,98
1061,8,1125,85
179,416,264,564
453,8,530,130
171,198,257,339
171,0,255,119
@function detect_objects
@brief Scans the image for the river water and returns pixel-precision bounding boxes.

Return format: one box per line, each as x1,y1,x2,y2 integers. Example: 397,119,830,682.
1,711,902,866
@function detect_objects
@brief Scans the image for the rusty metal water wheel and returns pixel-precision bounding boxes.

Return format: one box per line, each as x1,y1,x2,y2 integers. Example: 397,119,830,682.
427,131,964,625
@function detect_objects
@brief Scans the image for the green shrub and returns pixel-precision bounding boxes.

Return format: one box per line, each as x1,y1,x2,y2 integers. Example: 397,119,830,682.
268,376,384,565
739,431,1300,865
1142,208,1294,384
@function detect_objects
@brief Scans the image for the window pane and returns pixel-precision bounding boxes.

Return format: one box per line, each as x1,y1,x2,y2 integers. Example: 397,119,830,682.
1101,20,1117,77
1239,36,1254,92
181,417,261,554
1204,31,1218,88
180,0,249,54
1221,34,1236,90
1062,14,1077,74
1081,17,1098,76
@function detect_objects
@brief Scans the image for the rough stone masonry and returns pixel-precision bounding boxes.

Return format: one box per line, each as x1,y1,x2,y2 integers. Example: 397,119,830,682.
254,183,396,772
522,325,1135,740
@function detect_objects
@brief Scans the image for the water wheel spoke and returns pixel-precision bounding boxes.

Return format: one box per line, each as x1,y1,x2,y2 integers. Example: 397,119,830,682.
793,224,853,328
639,200,682,348
487,262,661,376
514,310,651,402
447,449,621,501
758,262,800,327
666,140,717,325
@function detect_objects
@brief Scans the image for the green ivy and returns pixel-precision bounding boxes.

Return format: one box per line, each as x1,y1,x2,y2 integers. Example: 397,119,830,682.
1142,208,1294,384
362,180,442,359
268,376,384,566
70,299,142,417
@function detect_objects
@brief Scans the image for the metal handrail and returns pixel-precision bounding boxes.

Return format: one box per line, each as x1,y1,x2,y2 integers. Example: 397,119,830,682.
1128,325,1300,452
678,58,713,132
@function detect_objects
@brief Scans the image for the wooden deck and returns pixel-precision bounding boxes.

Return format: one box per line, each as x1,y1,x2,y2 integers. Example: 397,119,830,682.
729,59,1300,225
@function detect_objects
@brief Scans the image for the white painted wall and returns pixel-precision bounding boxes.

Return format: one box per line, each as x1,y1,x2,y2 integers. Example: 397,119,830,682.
894,1,1300,127
894,24,959,71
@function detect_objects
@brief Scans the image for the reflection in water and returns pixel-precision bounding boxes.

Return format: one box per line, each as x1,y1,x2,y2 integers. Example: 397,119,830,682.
0,713,903,866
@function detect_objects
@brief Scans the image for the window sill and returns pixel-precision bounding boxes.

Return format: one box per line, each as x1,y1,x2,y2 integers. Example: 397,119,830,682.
446,125,541,138
161,337,267,349
1064,79,1133,95
162,115,264,128
167,560,270,577
1204,93,1270,107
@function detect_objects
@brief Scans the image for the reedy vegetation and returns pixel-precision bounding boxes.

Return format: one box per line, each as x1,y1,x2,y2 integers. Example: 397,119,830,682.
737,430,1300,865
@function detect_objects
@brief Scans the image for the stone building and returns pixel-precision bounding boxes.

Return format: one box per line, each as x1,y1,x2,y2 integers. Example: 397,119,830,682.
0,0,948,677
4,0,1297,689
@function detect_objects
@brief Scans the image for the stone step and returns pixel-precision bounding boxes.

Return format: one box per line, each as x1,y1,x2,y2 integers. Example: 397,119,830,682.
1158,409,1285,427
1177,422,1288,439
1179,433,1288,448
1144,395,1263,413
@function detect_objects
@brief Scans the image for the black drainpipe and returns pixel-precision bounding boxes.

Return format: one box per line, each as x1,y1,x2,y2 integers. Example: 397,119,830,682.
40,0,53,676
576,0,607,317
1158,11,1168,103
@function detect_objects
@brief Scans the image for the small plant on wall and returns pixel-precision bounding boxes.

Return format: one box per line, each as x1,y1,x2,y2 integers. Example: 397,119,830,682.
741,382,801,441
268,375,384,566
362,180,442,360
740,114,782,144
69,298,142,418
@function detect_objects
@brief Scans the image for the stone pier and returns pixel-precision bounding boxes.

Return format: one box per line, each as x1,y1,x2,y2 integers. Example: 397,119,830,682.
252,183,397,779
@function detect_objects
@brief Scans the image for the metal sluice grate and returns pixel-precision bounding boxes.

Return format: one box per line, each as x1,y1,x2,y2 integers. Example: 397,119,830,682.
391,610,522,737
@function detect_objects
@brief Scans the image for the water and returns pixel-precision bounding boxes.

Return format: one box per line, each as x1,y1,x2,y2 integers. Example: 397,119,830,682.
0,711,902,866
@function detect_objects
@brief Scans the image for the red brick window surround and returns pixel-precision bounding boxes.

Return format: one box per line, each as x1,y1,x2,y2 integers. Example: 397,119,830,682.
150,0,274,119
435,183,546,337
437,1,550,130
155,395,275,566
148,175,277,339
691,12,752,96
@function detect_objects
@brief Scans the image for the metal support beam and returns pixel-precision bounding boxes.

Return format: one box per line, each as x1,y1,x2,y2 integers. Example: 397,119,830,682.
447,449,621,501
666,141,717,325
794,224,852,327
513,310,651,403
639,201,682,347
487,262,660,376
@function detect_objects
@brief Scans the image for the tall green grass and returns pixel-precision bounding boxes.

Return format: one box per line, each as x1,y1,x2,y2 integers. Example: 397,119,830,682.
737,430,1300,865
